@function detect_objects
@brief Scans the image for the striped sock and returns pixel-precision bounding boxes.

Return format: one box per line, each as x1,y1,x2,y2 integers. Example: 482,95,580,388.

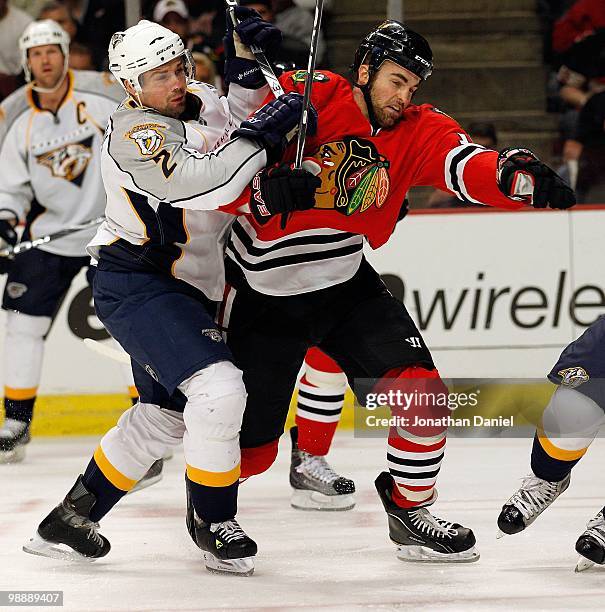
296,375,346,456
387,427,446,508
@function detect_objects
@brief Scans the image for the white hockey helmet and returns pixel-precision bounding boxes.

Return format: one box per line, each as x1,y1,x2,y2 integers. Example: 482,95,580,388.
108,20,194,96
19,19,70,85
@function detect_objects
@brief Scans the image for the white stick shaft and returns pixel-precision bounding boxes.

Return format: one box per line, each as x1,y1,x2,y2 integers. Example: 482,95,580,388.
83,338,132,365
294,0,325,169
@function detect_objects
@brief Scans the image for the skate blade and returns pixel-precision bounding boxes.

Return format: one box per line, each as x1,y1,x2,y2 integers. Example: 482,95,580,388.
203,552,254,576
0,445,26,464
22,534,96,563
291,489,355,512
127,473,163,495
575,556,597,573
395,544,480,564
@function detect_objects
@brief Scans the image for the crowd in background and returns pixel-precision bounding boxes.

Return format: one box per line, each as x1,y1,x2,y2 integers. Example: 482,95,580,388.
0,0,603,206
0,0,329,97
540,0,605,203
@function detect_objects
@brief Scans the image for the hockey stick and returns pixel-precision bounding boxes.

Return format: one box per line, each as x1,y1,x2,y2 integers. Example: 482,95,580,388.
294,0,325,169
225,0,285,98
0,216,105,257
83,338,131,365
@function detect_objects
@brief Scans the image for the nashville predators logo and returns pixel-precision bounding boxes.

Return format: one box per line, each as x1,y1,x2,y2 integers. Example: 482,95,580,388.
126,123,166,156
36,135,93,187
558,366,589,388
310,137,390,215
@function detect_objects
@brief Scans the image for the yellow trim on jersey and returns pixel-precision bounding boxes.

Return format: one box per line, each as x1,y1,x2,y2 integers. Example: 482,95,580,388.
186,463,241,487
127,385,138,399
170,208,191,278
5,386,38,400
537,425,588,462
94,445,137,491
120,186,150,244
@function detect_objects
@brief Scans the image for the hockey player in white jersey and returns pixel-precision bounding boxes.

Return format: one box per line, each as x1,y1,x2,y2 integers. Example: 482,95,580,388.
0,20,131,463
24,14,319,575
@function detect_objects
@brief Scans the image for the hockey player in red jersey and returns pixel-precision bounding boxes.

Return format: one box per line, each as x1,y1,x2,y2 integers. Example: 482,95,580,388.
223,19,575,564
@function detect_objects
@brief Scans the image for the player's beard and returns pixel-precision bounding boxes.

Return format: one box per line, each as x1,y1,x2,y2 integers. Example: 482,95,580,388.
369,85,405,129
34,66,65,91
162,90,187,118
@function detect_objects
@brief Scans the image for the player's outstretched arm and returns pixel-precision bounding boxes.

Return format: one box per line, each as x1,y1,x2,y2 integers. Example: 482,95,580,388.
412,109,575,210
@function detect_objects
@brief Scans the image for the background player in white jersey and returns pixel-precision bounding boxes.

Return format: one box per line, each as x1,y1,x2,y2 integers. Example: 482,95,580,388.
0,20,130,463
24,15,319,576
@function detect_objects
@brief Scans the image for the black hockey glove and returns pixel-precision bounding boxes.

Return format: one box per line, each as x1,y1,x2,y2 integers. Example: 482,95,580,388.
233,93,317,158
0,208,18,275
248,162,321,225
497,148,576,209
224,6,282,89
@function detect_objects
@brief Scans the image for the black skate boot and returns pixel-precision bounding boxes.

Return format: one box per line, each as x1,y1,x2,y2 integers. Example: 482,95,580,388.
186,485,257,576
23,475,110,561
0,418,31,464
497,473,570,537
128,458,164,494
375,471,479,563
575,507,605,572
289,426,355,511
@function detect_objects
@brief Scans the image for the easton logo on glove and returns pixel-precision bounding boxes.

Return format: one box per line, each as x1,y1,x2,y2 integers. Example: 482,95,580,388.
248,162,321,224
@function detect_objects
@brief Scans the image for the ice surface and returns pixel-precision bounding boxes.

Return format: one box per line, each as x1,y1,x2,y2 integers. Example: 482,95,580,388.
2,433,605,611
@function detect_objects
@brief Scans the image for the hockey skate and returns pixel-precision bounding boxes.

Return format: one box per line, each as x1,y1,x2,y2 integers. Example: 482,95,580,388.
497,473,570,537
289,426,355,511
23,475,110,562
128,458,164,494
0,418,30,464
575,507,605,572
186,485,256,576
375,471,479,563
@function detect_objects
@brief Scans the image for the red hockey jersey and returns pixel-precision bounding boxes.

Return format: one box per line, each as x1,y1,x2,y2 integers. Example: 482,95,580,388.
226,71,524,296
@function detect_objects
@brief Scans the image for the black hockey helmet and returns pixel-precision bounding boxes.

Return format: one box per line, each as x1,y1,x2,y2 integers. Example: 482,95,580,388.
352,20,433,82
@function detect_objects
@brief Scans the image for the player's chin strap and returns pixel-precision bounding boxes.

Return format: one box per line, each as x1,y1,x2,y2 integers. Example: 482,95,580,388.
351,75,380,132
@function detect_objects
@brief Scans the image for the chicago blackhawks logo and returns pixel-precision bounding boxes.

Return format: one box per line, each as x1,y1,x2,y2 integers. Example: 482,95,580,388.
290,70,330,84
36,136,93,187
310,137,390,215
126,123,166,156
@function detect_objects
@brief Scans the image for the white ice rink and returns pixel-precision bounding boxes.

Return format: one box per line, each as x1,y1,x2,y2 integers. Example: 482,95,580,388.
2,433,605,611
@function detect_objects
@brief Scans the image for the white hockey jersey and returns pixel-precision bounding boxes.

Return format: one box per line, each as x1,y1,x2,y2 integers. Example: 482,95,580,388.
0,70,124,256
88,81,268,300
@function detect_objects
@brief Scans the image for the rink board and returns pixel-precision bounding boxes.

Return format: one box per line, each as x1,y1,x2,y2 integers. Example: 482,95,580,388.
2,206,603,436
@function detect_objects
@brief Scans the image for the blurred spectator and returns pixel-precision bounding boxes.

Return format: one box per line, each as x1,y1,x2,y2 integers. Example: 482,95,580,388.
153,0,189,43
427,122,499,209
241,0,273,22
555,29,605,171
68,40,93,70
0,0,32,100
192,50,221,92
61,0,125,70
0,0,33,76
38,1,76,39
272,0,327,67
552,0,605,55
575,90,605,202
